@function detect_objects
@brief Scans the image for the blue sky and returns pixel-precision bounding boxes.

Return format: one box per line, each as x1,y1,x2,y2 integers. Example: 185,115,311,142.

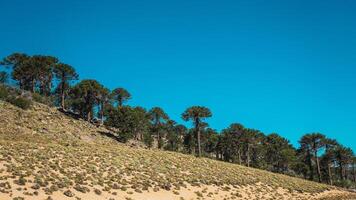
1,0,356,150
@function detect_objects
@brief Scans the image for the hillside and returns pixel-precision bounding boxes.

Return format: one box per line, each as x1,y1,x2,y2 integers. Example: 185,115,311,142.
0,101,355,200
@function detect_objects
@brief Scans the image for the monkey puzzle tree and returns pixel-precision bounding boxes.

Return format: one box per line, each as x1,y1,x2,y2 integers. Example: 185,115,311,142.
264,133,296,173
202,128,219,158
105,106,150,142
1,53,58,94
220,123,245,163
148,107,169,149
241,128,264,167
53,63,78,110
299,133,326,182
1,53,30,89
69,79,105,121
29,55,58,95
182,106,212,157
112,87,131,107
0,71,8,84
97,87,111,124
322,138,338,185
333,145,354,181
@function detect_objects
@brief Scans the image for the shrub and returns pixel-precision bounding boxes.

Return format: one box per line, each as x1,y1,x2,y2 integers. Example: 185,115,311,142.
8,97,32,110
334,180,356,189
117,132,132,143
143,132,153,148
32,93,55,106
0,86,9,100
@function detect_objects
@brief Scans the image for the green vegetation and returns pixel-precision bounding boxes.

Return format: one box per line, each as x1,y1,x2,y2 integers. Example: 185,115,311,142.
1,52,356,191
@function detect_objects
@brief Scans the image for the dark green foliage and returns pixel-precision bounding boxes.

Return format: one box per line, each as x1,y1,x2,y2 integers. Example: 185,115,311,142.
264,133,297,173
0,84,32,109
111,87,131,107
182,106,212,157
0,71,8,83
53,63,78,110
299,133,326,182
105,106,150,142
0,84,9,99
149,107,169,149
68,79,105,121
333,179,355,189
1,53,58,95
164,121,186,151
32,92,55,106
8,96,32,110
143,132,154,148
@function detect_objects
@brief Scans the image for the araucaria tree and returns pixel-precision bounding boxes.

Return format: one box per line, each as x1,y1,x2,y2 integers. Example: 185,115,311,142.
112,87,131,107
0,71,8,84
69,79,105,121
182,106,212,157
53,63,78,110
299,133,326,182
148,107,169,149
1,53,58,95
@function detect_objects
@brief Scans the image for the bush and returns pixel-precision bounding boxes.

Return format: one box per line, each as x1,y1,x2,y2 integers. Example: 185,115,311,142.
117,132,132,143
143,132,153,148
334,180,356,189
32,93,54,106
0,85,9,100
8,97,32,110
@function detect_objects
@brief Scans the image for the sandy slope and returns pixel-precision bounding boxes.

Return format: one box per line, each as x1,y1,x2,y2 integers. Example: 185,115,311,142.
0,101,355,200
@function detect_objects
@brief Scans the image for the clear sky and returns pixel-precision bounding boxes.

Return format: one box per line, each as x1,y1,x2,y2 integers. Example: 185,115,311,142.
1,0,355,150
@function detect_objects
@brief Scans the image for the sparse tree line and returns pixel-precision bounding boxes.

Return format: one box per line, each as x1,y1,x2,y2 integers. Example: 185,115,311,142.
0,52,355,188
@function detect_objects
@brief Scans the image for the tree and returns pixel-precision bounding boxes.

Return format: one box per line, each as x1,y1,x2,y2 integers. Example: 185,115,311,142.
220,123,245,163
182,106,212,157
69,80,105,121
29,55,58,95
352,156,356,183
299,133,326,182
164,120,186,151
333,145,354,180
1,53,30,90
202,128,219,158
112,88,131,107
97,87,111,124
1,53,58,94
322,138,338,185
148,107,169,149
264,133,297,173
241,128,264,167
105,106,150,142
53,63,78,110
0,71,8,83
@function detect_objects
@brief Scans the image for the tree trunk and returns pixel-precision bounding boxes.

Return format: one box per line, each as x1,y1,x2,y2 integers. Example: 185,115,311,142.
157,131,161,149
100,102,104,125
306,150,314,181
247,144,250,167
339,162,344,180
118,98,123,108
238,149,242,165
327,162,333,185
353,161,356,182
315,150,322,183
60,79,66,110
156,120,162,149
197,127,201,157
31,78,36,93
87,109,91,122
